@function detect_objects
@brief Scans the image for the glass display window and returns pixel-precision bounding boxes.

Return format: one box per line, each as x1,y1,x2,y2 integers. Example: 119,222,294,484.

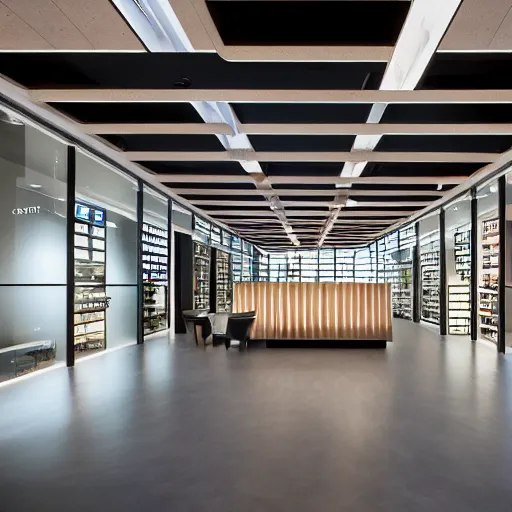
477,181,499,345
419,213,441,325
445,194,471,335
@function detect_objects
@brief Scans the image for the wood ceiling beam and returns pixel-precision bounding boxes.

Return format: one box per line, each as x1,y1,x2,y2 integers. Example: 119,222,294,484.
226,218,395,224
189,199,431,207
240,123,512,136
172,188,445,197
31,89,512,104
158,174,466,185
208,210,413,217
126,150,497,163
80,122,512,136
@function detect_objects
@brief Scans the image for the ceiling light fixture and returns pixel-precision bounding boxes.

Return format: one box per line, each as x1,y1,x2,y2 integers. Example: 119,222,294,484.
29,184,42,189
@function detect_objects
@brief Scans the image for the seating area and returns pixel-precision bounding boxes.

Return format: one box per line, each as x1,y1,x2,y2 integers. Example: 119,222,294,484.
182,310,256,350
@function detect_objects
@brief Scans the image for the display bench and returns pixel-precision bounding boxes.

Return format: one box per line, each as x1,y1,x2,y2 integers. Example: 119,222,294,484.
233,282,392,346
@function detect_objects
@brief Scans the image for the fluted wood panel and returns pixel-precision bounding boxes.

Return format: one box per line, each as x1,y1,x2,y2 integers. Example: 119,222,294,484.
233,282,392,341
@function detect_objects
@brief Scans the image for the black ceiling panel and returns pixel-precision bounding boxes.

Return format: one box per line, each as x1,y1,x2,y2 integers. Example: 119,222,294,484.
249,135,356,152
362,162,482,177
232,103,373,124
349,194,441,202
263,162,343,176
0,53,385,90
376,135,512,153
207,1,410,46
419,53,512,90
101,134,224,151
50,103,203,124
200,205,270,212
180,194,267,202
272,183,337,190
165,182,257,190
381,104,512,124
351,183,457,191
142,161,247,175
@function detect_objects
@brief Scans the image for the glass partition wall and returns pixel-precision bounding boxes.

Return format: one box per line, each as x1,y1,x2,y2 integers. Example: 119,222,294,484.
75,151,139,357
0,120,68,382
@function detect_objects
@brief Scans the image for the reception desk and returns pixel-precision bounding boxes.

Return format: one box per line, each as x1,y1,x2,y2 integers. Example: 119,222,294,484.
233,282,392,345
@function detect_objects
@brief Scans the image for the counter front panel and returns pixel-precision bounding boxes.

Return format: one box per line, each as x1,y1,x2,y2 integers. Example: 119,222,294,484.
233,282,392,341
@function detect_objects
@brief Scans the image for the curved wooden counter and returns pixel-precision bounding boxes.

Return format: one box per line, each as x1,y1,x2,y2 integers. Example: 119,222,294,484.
233,282,392,342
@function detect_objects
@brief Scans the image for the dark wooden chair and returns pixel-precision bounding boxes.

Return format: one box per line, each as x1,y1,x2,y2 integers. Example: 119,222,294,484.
224,312,257,351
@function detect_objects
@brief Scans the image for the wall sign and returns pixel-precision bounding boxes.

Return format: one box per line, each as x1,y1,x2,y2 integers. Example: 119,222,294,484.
12,206,40,215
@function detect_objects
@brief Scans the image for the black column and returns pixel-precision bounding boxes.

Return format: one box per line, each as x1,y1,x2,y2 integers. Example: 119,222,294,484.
210,247,218,313
174,232,194,333
470,188,478,341
439,209,447,335
167,198,173,329
498,176,506,353
136,180,144,344
413,224,420,323
66,146,76,368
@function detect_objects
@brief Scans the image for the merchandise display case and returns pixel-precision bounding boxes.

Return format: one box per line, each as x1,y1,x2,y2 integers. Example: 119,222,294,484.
336,249,355,282
194,241,211,309
392,227,415,320
74,203,108,357
252,250,269,281
354,247,373,282
142,222,168,335
319,249,335,282
299,250,319,282
215,250,232,313
420,234,440,325
479,218,499,343
454,229,471,281
194,216,211,245
221,230,232,251
232,252,242,282
287,253,301,282
242,255,252,281
269,253,287,282
448,285,470,335
211,225,222,247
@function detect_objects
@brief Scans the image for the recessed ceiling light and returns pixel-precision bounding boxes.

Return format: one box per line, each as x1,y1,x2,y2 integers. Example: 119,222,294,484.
56,197,65,202
29,184,42,189
490,184,498,193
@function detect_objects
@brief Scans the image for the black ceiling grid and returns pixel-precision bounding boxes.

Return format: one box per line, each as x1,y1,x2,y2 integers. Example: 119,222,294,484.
1,41,510,251
207,1,411,46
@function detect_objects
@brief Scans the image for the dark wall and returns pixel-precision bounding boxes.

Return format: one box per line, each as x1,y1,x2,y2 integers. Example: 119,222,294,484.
174,232,193,333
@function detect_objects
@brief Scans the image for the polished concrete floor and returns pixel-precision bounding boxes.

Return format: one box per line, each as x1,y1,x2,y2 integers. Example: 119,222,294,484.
1,321,512,511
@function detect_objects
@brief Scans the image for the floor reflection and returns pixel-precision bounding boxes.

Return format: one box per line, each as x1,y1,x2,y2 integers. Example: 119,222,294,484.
0,321,511,512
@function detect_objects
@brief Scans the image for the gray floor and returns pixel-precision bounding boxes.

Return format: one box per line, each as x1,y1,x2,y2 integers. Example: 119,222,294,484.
1,321,512,511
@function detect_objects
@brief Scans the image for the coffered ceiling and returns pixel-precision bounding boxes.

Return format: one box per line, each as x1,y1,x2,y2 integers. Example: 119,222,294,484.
1,0,512,249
